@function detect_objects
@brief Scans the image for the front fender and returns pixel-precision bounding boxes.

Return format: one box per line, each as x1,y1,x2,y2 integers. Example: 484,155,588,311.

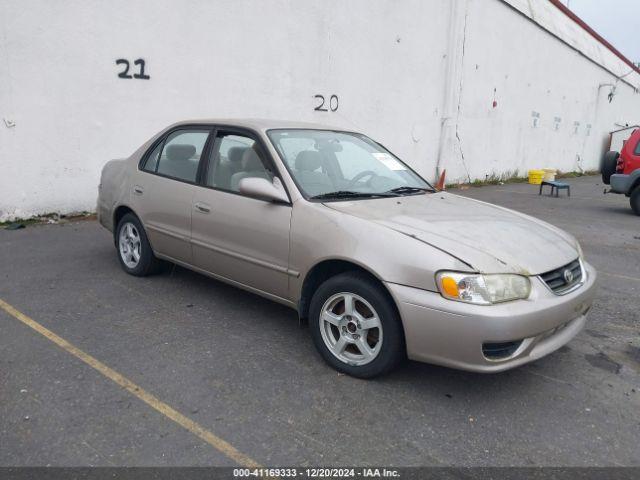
288,200,471,302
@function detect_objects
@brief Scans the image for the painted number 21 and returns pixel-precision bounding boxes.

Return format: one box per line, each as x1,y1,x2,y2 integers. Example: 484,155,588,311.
314,94,339,112
116,58,150,80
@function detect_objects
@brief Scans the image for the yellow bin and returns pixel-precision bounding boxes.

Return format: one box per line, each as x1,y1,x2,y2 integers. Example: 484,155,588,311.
528,169,545,185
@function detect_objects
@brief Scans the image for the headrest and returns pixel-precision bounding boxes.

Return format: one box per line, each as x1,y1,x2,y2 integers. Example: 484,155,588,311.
242,148,264,171
227,146,247,163
166,144,196,162
295,150,323,171
315,139,343,153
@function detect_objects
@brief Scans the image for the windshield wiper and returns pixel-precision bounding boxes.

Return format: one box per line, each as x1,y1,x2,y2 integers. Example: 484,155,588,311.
384,186,434,195
310,190,395,200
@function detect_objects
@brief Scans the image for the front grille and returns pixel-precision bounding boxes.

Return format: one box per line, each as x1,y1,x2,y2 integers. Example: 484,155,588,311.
482,341,522,360
540,259,583,294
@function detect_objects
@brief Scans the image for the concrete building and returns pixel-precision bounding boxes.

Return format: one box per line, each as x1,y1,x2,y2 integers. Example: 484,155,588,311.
1,0,639,221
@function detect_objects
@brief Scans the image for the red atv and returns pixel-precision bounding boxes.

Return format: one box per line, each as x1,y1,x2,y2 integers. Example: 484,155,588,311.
601,128,640,215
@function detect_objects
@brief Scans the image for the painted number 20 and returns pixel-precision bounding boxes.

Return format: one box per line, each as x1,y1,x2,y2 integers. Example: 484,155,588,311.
314,94,339,112
116,58,150,80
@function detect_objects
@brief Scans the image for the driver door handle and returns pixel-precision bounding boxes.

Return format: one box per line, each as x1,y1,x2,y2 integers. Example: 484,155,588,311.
194,202,211,214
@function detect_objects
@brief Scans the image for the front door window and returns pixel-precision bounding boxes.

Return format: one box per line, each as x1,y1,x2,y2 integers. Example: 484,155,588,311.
206,133,274,192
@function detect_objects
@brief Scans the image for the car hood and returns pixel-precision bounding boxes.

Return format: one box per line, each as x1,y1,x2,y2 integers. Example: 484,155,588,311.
324,192,579,275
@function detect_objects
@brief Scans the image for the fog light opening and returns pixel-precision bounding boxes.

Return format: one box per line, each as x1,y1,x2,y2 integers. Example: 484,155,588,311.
482,340,523,360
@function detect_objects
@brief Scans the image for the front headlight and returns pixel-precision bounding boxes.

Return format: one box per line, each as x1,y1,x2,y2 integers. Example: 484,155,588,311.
436,272,531,305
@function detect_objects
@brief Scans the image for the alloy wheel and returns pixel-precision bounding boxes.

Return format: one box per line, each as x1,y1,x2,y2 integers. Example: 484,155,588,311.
319,292,383,366
118,222,142,269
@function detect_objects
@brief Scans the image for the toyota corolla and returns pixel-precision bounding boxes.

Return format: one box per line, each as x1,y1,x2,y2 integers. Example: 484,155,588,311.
98,119,597,378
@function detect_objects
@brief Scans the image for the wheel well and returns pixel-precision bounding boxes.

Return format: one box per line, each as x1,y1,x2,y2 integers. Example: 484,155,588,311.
113,206,134,239
298,259,396,321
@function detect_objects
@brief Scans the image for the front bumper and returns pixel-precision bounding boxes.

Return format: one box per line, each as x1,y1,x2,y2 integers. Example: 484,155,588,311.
386,261,597,372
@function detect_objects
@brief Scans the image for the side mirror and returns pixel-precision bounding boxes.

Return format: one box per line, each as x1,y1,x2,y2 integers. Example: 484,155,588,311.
238,177,289,204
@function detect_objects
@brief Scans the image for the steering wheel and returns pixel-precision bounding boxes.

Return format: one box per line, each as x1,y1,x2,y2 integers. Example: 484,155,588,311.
346,170,378,188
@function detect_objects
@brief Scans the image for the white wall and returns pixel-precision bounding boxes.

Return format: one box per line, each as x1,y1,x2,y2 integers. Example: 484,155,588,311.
439,0,640,182
1,0,639,221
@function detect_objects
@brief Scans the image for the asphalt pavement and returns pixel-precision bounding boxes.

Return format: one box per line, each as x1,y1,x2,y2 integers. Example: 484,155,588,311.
1,175,638,467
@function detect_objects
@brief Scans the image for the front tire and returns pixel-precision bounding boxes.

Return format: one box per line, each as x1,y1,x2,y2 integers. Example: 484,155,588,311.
116,213,163,276
309,272,405,378
630,186,640,216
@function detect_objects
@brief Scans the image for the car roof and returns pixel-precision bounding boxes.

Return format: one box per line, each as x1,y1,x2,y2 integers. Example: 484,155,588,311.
168,118,360,134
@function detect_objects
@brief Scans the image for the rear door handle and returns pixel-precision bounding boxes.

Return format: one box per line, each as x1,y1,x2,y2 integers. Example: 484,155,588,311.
194,202,211,213
133,185,144,195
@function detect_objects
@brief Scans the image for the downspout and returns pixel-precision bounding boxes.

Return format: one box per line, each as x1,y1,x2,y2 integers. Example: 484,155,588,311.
579,78,627,171
435,0,468,182
585,82,616,163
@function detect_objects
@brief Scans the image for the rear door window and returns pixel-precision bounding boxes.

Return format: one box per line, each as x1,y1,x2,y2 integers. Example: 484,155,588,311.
152,129,210,182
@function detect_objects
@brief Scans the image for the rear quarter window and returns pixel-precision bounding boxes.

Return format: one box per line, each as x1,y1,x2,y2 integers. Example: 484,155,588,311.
142,142,163,172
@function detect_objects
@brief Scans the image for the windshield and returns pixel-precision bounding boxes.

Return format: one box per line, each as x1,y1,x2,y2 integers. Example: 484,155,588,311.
267,129,433,200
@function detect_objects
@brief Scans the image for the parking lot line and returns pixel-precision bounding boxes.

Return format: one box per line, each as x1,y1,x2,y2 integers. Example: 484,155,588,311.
599,271,640,282
0,297,261,468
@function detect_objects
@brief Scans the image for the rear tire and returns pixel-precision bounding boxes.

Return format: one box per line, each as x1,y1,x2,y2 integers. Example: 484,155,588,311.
116,213,164,276
309,271,405,378
630,186,640,216
601,151,619,185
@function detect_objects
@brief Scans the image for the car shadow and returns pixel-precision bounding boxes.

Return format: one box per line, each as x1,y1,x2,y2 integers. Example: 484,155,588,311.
176,264,563,391
99,247,575,395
